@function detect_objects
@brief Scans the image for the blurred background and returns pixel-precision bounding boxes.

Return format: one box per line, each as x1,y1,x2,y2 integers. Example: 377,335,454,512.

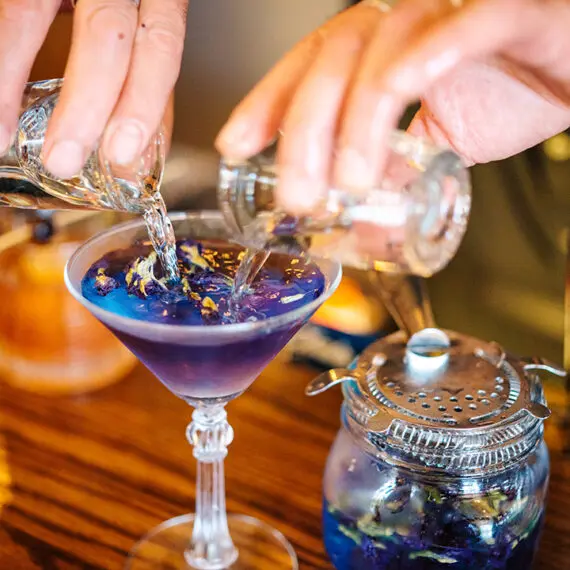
1,0,568,397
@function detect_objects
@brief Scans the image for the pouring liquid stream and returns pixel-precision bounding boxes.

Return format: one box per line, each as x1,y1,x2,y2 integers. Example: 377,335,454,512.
229,248,271,317
0,170,180,284
0,77,180,283
142,195,179,284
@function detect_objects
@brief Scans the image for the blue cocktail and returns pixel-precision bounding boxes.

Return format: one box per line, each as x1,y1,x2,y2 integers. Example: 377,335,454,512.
66,211,342,570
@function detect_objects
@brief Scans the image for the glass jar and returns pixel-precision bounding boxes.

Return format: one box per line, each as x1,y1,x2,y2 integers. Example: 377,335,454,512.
307,328,566,570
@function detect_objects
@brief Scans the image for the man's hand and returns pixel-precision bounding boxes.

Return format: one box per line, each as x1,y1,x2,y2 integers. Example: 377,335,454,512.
216,0,570,214
0,0,188,178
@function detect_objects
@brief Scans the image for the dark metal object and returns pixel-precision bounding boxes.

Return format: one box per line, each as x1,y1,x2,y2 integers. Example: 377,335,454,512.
370,273,436,337
31,214,55,244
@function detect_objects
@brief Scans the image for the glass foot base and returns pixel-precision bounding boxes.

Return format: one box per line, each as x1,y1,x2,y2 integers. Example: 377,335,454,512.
125,513,299,570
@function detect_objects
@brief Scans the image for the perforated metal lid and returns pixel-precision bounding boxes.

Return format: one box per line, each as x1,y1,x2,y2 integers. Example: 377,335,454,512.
307,328,564,474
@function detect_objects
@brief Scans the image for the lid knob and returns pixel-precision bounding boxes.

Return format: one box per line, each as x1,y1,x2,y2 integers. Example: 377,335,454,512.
405,328,450,378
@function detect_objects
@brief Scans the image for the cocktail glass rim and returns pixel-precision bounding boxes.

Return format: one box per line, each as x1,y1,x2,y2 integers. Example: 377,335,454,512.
65,211,342,344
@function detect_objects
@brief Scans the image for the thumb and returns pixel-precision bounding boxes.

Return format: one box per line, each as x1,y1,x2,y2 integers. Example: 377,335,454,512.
408,106,475,167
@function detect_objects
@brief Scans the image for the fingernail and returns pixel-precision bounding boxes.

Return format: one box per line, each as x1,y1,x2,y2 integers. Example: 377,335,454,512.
43,140,86,179
216,120,256,157
106,121,145,165
0,124,12,155
334,148,374,190
278,170,323,214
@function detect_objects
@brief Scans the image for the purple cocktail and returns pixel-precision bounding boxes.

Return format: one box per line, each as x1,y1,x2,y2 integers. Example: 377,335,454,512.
65,212,341,570
81,238,325,401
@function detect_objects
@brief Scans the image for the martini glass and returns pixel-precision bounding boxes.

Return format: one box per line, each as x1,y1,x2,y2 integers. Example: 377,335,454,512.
64,211,342,570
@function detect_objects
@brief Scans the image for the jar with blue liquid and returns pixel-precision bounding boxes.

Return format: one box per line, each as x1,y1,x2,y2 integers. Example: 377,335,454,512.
306,328,565,570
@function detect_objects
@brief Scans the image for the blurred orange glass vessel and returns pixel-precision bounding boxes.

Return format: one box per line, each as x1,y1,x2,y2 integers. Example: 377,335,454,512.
0,211,137,395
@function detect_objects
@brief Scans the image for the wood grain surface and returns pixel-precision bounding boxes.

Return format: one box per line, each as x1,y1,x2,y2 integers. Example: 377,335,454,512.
0,358,569,569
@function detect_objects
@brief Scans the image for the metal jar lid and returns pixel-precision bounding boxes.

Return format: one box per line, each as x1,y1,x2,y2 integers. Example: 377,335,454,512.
307,328,565,475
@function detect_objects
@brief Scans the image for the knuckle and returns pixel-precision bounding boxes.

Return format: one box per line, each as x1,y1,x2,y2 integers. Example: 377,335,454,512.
81,1,136,42
138,17,185,58
1,0,45,24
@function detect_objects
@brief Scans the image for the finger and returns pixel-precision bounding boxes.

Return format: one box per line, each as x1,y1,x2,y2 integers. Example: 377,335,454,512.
276,3,384,213
385,0,570,133
102,0,187,166
379,0,542,101
409,62,570,165
215,5,360,159
376,0,569,163
43,0,138,178
334,0,461,190
407,103,469,157
0,0,60,153
163,91,175,155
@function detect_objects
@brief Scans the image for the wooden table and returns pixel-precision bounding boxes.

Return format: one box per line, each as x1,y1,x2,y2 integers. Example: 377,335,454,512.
0,359,569,569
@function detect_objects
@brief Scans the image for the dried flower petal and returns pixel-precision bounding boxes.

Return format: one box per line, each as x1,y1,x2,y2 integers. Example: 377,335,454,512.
179,243,212,272
125,252,167,299
201,296,218,312
94,268,119,296
87,259,108,276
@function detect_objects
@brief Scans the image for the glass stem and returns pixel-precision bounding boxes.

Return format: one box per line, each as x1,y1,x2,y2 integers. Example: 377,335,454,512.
185,405,238,570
